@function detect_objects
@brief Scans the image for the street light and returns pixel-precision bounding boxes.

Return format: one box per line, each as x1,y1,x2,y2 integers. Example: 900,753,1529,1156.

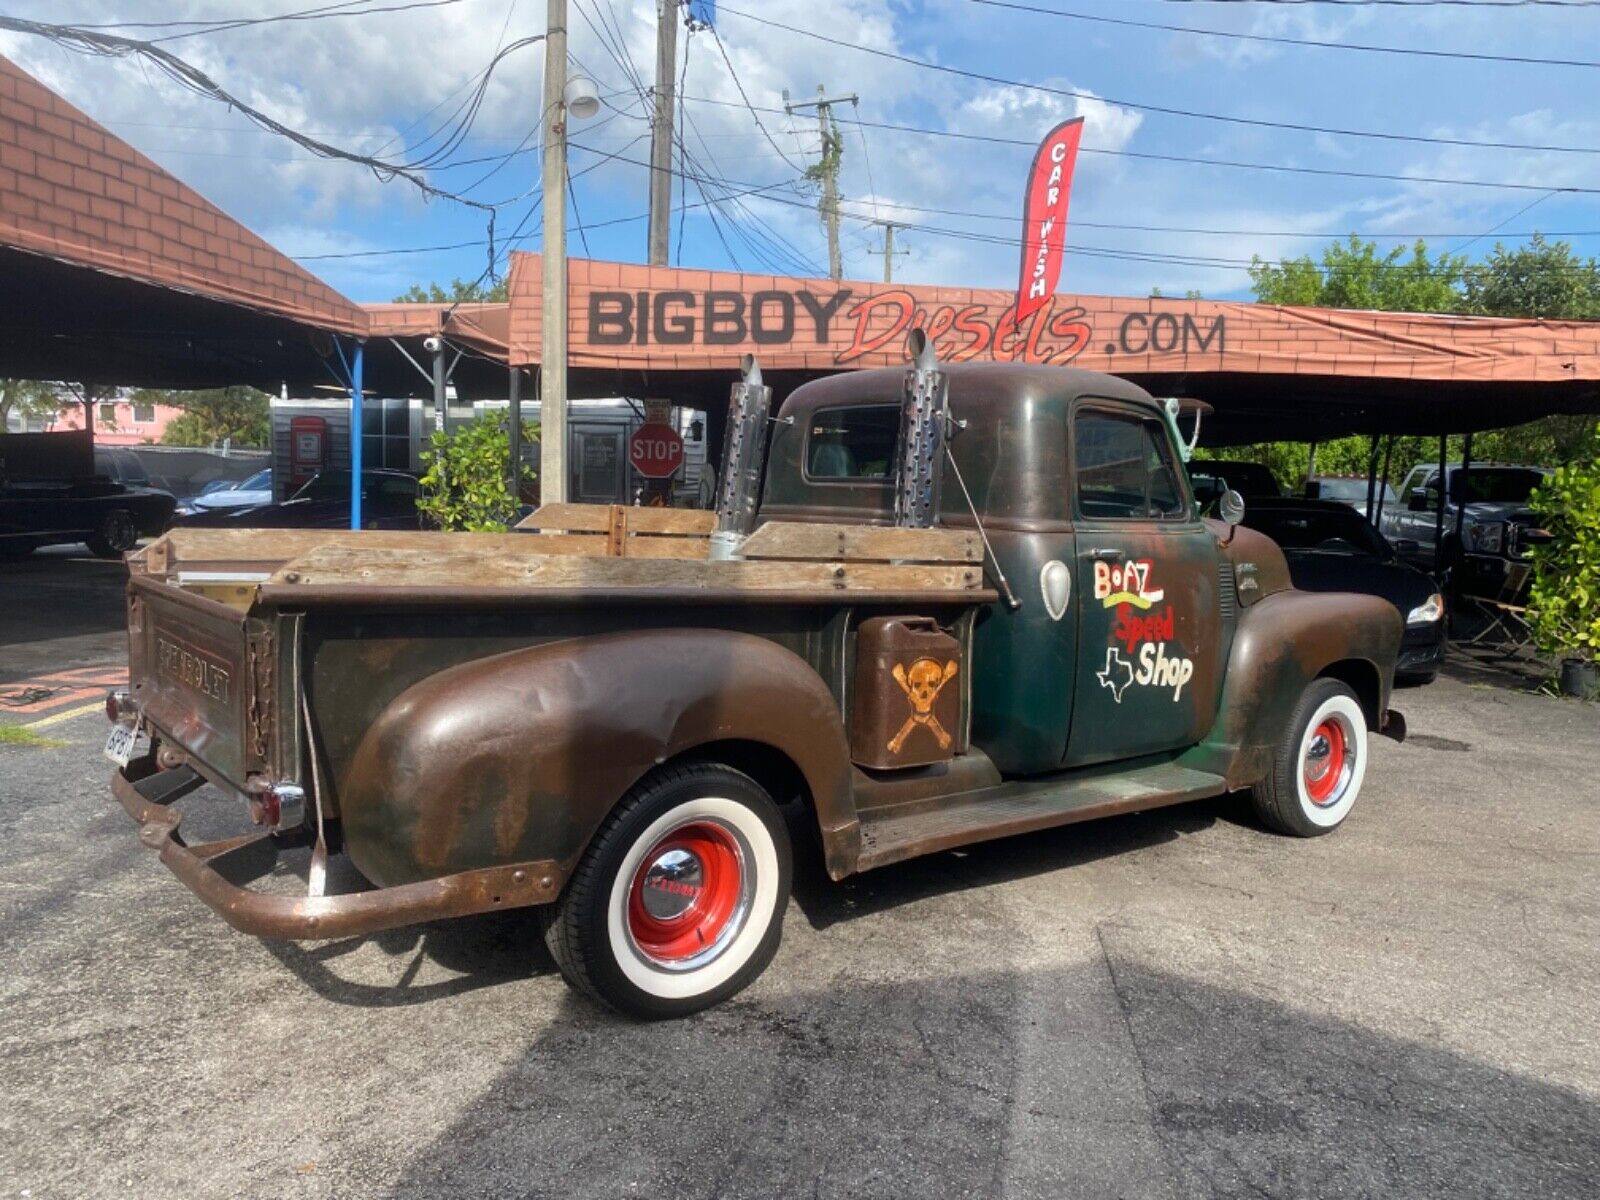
540,2,600,506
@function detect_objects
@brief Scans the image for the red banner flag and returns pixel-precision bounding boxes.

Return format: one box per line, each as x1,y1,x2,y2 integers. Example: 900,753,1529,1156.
1015,117,1084,325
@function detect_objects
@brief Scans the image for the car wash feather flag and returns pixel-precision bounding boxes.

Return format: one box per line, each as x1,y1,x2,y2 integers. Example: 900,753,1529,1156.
1015,117,1085,325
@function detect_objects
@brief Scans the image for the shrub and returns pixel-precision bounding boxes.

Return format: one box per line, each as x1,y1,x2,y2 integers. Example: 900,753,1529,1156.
1525,423,1600,664
417,411,537,532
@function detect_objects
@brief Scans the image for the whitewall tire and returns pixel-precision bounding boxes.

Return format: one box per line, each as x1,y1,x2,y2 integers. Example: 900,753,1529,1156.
1251,679,1369,838
542,763,791,1019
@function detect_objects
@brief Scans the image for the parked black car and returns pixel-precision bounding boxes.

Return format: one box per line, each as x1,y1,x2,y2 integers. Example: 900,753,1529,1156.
1244,498,1446,684
1189,459,1286,510
173,468,422,530
1,474,176,559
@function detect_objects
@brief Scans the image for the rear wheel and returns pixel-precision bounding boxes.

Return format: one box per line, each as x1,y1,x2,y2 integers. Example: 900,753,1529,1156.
86,509,138,558
1250,679,1368,837
542,763,792,1019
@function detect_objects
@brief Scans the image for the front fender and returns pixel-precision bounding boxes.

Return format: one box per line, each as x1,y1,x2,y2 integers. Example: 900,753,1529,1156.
1183,590,1401,789
340,629,853,888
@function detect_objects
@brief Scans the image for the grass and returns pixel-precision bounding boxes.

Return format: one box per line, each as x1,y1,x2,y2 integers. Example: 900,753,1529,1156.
0,724,67,748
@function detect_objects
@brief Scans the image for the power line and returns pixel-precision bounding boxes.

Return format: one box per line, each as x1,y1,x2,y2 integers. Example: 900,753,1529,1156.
1158,1,1599,7
559,143,1600,277
970,0,1600,68
679,94,1600,195
713,3,1600,155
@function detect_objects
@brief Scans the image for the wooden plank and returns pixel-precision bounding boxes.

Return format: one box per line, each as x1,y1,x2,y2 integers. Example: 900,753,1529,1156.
624,537,710,560
739,522,981,564
517,503,717,538
269,545,985,594
161,528,587,570
623,508,716,535
516,502,611,532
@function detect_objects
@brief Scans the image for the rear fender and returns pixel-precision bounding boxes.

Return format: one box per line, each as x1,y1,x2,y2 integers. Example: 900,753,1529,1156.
1181,590,1401,789
340,629,855,888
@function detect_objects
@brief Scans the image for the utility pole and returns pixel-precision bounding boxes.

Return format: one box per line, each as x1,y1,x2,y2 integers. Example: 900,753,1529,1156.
647,0,679,266
540,0,569,505
785,86,857,282
874,221,908,283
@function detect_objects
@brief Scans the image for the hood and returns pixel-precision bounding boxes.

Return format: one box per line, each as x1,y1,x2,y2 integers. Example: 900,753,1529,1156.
1460,500,1537,523
175,498,347,529
1281,549,1436,614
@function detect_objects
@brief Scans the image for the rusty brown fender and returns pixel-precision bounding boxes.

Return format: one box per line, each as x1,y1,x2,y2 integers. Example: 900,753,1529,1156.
1181,589,1402,789
339,628,858,891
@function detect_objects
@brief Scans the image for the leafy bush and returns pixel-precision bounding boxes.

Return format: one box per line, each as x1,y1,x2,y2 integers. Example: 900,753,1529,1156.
417,411,537,532
1526,423,1600,664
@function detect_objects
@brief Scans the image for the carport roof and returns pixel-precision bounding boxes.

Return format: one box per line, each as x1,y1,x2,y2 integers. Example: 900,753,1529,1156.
505,253,1600,444
0,54,365,390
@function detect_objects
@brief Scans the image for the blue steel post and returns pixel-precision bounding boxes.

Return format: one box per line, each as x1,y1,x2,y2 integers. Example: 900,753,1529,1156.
350,341,364,530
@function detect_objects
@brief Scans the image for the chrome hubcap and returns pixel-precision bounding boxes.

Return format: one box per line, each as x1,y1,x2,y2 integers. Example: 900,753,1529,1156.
638,847,705,923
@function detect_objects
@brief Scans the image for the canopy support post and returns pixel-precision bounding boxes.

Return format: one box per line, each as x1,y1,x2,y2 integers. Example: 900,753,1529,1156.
508,367,523,514
1449,432,1474,633
1365,434,1381,523
1434,434,1448,576
350,341,364,531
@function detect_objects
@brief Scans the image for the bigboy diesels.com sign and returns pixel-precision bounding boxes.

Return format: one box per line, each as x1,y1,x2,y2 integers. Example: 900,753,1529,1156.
580,282,1227,369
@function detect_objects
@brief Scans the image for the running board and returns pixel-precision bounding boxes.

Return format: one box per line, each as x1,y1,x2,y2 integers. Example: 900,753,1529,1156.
854,762,1228,872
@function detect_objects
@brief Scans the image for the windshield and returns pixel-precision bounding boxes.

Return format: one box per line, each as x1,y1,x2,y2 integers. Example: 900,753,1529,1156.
1246,507,1390,558
240,469,271,491
1454,468,1545,504
1315,478,1396,504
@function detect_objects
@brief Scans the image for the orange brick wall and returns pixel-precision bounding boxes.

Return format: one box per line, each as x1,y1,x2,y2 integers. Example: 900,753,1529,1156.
0,54,363,334
508,252,1600,384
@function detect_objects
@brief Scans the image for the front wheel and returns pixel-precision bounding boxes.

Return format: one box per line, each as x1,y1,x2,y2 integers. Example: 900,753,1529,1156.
1250,679,1369,837
542,763,792,1019
86,509,138,558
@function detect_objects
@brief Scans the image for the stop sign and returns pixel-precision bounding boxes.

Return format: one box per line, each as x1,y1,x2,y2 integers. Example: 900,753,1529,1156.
629,422,685,478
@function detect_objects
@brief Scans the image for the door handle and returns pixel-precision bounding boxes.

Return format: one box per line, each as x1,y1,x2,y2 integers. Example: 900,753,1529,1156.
1085,547,1123,562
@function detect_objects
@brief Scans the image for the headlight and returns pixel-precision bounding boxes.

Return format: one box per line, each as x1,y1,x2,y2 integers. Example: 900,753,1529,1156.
1467,522,1504,554
1407,593,1445,626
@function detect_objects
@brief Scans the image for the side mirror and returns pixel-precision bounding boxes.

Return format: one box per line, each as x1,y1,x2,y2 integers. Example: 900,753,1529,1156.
1302,480,1321,499
1407,487,1431,512
1218,489,1246,526
1393,538,1420,556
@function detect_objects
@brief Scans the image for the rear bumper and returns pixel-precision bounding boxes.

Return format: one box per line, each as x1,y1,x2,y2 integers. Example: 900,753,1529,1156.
111,765,563,940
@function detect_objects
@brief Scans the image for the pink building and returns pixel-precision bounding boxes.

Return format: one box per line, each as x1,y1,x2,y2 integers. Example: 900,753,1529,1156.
51,398,185,445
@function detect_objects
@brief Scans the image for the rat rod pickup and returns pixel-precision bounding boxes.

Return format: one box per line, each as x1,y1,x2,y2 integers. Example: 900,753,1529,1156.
107,348,1403,1018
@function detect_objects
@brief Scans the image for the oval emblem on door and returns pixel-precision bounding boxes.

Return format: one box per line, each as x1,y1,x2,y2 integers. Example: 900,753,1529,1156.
1040,559,1071,622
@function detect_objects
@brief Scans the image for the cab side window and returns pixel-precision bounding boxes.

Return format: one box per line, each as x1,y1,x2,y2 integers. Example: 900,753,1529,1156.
1074,407,1188,520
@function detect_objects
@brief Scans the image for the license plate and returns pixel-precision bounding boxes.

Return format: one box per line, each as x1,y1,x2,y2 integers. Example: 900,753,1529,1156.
103,720,144,768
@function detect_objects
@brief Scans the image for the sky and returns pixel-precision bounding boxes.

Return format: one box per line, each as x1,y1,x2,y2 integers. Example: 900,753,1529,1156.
2,0,1597,305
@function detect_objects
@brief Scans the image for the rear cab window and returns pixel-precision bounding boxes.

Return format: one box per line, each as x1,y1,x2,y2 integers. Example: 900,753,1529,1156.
805,405,899,481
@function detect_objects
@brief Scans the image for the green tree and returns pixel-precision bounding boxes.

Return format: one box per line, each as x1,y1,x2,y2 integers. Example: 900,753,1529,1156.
0,379,63,430
1464,233,1600,320
393,276,509,304
1525,423,1600,666
1225,233,1599,488
1249,235,1467,314
417,410,538,532
157,386,271,448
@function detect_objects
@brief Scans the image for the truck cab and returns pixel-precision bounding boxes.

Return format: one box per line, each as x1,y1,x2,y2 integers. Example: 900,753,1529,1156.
764,364,1230,775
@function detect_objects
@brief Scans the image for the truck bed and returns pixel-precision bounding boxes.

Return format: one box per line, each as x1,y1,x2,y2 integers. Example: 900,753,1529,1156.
131,505,994,611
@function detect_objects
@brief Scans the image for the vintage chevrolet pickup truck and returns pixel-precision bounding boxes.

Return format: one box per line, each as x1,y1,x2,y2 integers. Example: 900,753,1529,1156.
106,348,1403,1017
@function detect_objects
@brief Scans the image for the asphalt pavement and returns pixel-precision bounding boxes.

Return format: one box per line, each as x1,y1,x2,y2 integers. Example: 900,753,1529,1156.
2,551,1597,1199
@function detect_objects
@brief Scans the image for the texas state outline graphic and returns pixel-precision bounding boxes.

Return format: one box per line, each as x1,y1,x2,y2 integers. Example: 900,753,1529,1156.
1097,647,1134,703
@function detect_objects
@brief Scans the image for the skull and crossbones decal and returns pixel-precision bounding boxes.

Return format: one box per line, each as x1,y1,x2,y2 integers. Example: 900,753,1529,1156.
888,657,960,754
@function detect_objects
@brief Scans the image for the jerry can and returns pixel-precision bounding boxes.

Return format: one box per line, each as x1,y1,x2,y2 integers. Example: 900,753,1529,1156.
850,615,964,770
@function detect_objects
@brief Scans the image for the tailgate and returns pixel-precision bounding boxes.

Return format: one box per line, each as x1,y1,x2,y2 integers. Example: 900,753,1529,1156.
128,573,267,791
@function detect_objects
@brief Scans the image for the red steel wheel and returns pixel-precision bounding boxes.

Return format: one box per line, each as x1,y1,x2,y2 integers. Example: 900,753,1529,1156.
1302,719,1347,806
625,820,747,966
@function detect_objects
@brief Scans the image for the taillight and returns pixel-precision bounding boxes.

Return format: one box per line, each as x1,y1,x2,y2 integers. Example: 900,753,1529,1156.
105,689,135,724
